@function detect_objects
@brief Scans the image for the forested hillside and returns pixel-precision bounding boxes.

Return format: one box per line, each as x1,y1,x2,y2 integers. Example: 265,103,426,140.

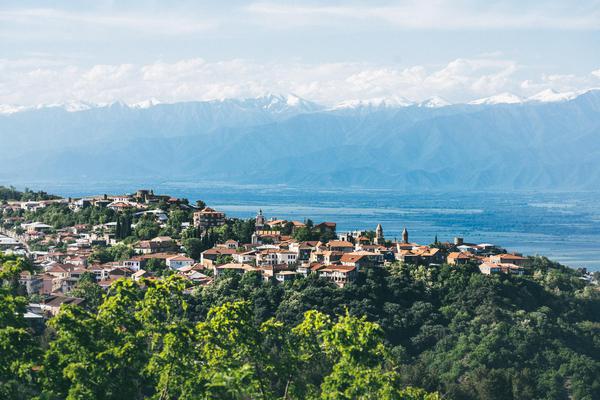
0,185,59,202
1,253,599,399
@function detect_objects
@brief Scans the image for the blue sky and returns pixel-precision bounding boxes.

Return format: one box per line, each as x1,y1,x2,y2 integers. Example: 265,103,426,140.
1,0,599,105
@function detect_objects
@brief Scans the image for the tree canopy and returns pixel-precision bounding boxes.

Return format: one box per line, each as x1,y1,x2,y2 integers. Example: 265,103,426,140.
1,252,599,399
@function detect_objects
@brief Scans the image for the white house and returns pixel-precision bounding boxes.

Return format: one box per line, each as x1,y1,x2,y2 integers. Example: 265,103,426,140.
121,258,142,272
166,255,195,270
233,250,257,264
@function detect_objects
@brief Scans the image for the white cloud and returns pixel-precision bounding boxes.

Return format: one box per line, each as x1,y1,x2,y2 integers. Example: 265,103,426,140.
0,57,598,106
520,71,600,94
0,8,217,35
246,1,600,30
592,69,600,79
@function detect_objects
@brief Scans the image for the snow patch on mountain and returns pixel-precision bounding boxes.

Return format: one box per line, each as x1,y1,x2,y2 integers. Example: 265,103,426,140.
418,96,450,108
470,92,523,105
0,104,28,115
2,89,600,115
527,89,579,103
332,96,414,110
132,98,162,109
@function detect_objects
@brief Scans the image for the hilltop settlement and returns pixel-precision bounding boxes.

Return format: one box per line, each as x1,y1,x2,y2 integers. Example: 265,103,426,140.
2,186,600,400
2,186,594,316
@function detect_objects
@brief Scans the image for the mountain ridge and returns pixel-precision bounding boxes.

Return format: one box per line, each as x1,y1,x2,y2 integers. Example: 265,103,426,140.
3,89,600,115
1,90,599,190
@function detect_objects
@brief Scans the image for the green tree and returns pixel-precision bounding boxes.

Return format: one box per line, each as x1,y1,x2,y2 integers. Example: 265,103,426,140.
293,227,312,242
134,215,161,240
41,279,147,399
69,272,104,312
182,237,204,260
0,254,39,399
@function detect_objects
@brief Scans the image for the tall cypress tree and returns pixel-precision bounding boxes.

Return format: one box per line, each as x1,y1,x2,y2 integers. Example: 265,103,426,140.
115,216,122,239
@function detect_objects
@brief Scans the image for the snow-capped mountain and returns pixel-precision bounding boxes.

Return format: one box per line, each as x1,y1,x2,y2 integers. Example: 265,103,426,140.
2,88,600,191
332,96,414,110
3,89,600,115
0,94,322,115
0,104,28,114
418,96,451,108
527,89,581,103
132,98,162,109
235,93,323,114
470,93,523,105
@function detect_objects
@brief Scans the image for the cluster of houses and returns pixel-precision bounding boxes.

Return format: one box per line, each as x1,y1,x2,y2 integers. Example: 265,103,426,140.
1,190,531,316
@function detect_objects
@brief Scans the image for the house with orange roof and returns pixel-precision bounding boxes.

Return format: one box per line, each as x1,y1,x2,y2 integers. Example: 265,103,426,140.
447,251,479,265
489,253,528,267
193,207,225,230
107,201,135,212
340,251,384,269
200,247,238,266
479,262,526,275
318,265,357,287
213,262,258,277
326,240,355,253
296,261,326,276
232,250,257,265
216,239,239,249
166,254,195,270
275,270,297,283
315,222,337,233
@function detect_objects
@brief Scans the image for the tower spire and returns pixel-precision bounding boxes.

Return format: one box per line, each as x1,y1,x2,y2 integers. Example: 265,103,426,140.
375,224,384,244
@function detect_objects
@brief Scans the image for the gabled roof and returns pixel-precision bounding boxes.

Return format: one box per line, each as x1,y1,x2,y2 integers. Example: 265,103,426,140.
202,248,238,255
309,262,326,271
320,265,356,273
216,263,257,272
43,295,84,308
492,253,526,260
340,253,367,263
178,263,204,273
267,219,287,226
47,265,68,273
137,252,180,260
326,240,354,248
132,269,148,278
448,251,475,259
151,236,173,242
167,255,194,262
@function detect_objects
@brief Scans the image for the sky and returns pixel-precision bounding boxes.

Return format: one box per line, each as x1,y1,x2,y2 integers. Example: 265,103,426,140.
1,0,600,106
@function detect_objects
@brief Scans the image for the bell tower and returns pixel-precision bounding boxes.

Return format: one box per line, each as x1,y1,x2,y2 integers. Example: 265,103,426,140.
375,224,384,245
255,209,265,231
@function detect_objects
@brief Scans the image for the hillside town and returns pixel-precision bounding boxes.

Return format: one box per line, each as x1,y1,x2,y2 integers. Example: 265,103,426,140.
0,188,582,316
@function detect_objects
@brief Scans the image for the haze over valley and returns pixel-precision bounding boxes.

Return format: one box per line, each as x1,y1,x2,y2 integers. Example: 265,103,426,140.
2,89,600,190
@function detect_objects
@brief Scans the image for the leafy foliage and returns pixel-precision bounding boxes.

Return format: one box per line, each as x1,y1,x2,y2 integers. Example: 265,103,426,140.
0,254,39,399
0,186,59,202
1,252,599,399
22,203,118,229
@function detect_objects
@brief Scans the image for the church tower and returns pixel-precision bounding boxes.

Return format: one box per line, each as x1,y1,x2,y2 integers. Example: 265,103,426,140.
402,227,409,244
255,209,265,231
375,224,384,245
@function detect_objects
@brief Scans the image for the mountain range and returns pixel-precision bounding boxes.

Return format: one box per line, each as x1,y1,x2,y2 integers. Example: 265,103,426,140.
1,90,599,190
